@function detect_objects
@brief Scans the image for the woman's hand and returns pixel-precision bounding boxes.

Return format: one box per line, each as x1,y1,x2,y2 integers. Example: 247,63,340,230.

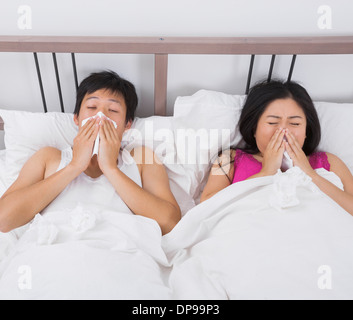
284,129,316,177
260,128,286,175
98,118,121,174
70,118,99,172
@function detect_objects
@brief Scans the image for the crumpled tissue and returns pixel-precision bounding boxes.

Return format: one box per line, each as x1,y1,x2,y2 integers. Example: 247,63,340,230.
269,166,320,211
82,111,118,157
281,151,293,171
70,204,99,234
29,214,59,246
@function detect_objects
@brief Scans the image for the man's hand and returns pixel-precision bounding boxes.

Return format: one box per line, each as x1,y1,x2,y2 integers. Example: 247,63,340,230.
98,118,122,174
70,117,99,172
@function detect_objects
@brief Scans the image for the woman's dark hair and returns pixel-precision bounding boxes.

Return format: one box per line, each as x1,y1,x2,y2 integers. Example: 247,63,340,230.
74,70,138,124
237,79,321,155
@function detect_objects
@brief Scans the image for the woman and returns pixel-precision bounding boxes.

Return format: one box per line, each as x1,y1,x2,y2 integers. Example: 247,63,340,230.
201,80,353,217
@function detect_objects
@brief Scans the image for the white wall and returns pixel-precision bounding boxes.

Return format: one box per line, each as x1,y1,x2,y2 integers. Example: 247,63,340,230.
0,0,353,148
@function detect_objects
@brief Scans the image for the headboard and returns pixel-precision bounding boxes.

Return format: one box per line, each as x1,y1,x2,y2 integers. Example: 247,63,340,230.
0,35,353,131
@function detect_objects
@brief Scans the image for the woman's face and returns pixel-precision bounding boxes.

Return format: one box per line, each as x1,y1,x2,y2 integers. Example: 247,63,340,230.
255,98,307,155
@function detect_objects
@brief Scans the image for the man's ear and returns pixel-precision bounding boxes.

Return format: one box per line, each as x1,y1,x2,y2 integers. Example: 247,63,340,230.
74,114,79,126
124,120,132,132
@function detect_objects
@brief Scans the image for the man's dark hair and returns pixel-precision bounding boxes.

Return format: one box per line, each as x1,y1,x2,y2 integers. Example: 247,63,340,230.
74,71,138,124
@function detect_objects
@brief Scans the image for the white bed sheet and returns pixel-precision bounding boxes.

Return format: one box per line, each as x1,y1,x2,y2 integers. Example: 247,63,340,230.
0,162,353,299
163,168,353,300
0,207,171,299
0,150,20,268
0,149,6,196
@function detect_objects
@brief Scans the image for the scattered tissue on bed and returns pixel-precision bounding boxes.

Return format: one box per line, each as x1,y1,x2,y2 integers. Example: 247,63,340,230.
70,204,99,234
269,166,319,211
29,214,59,246
81,112,117,157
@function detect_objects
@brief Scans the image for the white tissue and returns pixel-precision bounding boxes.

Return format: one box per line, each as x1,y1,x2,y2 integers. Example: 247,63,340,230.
29,214,59,246
269,166,319,211
81,112,117,157
70,204,98,234
281,151,293,171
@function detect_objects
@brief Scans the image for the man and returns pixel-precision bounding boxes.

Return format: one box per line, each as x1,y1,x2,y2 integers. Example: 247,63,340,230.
0,71,181,235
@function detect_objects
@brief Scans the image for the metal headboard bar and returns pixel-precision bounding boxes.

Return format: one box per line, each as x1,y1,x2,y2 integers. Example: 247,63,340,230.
52,53,65,113
71,53,79,92
267,55,277,82
245,55,255,95
287,55,297,82
0,36,353,121
245,54,297,93
1,36,353,54
33,52,78,113
33,52,47,113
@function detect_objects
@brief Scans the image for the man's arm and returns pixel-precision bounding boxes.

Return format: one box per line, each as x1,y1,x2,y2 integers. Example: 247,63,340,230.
102,146,181,235
0,147,82,232
0,118,99,233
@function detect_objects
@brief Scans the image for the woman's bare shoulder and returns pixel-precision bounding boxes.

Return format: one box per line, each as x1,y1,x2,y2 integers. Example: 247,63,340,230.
213,148,237,166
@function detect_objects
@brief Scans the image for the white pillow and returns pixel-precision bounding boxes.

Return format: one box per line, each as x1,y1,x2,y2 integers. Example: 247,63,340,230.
0,110,77,187
315,101,353,174
123,116,196,215
173,90,246,202
1,96,352,215
172,90,353,202
0,110,195,216
0,150,7,196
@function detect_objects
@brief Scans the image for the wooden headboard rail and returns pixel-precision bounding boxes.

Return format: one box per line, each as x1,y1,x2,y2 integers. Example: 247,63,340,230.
0,35,353,130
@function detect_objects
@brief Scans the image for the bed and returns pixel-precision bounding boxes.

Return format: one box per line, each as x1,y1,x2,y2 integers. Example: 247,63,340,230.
0,36,353,300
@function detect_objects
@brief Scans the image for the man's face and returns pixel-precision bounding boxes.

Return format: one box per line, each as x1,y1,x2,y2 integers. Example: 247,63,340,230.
74,89,132,139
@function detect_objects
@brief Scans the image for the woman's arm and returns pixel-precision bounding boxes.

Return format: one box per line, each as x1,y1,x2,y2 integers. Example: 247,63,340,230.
309,153,353,216
200,149,235,203
285,130,353,216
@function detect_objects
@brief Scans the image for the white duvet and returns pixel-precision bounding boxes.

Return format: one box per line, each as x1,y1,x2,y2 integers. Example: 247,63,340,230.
0,166,353,300
164,168,353,300
0,207,171,300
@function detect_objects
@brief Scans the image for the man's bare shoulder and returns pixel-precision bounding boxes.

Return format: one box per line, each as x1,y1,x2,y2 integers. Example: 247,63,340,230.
129,146,159,166
34,147,62,177
35,146,61,160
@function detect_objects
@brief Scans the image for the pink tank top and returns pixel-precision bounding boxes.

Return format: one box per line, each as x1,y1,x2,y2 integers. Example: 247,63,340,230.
232,150,330,184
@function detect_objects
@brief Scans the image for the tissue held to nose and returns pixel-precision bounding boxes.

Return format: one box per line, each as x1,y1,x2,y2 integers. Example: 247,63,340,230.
81,112,118,157
282,151,293,171
81,111,118,127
